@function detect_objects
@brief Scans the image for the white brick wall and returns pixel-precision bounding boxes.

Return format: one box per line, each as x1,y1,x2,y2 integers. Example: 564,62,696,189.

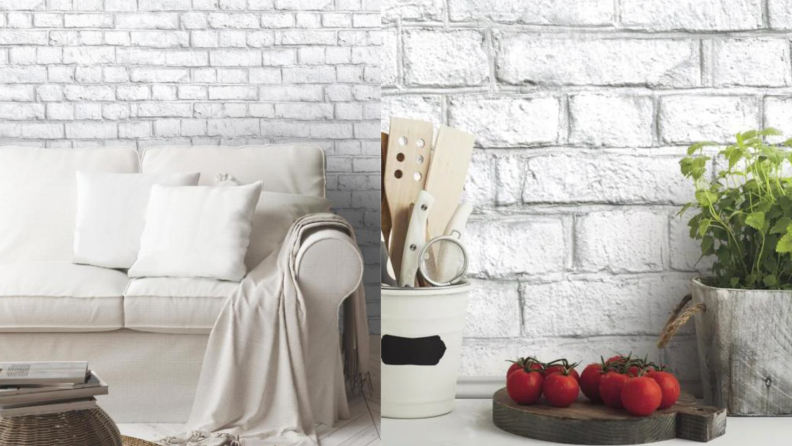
0,0,380,332
381,0,788,383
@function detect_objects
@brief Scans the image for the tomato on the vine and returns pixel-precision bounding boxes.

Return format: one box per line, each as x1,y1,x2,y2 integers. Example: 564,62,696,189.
507,357,543,379
579,363,604,402
542,373,579,407
507,368,544,405
621,377,662,416
507,361,523,378
646,371,680,409
544,364,580,381
599,371,630,409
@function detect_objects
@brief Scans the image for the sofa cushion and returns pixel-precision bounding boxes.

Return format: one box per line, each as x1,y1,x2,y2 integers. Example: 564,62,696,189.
0,262,127,332
74,171,201,269
141,144,325,198
124,277,240,334
0,147,140,263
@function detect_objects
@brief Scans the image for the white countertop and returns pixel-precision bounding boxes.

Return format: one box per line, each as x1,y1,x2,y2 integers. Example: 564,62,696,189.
382,399,792,446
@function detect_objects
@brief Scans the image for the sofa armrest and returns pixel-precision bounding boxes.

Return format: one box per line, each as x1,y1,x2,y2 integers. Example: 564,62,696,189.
295,227,363,309
295,226,364,425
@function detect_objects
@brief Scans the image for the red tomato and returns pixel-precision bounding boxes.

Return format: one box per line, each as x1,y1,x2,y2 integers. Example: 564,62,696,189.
544,365,580,381
508,358,543,378
542,373,579,408
579,363,604,403
605,355,626,365
627,365,643,377
507,362,522,378
506,369,544,405
621,377,662,416
646,371,681,409
599,372,630,409
545,365,580,381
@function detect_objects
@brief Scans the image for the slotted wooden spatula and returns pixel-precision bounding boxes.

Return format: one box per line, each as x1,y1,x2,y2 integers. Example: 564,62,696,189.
424,125,475,241
384,118,433,279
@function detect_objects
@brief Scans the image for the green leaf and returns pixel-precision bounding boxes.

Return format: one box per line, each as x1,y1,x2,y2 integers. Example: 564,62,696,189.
698,219,711,237
770,217,792,234
777,232,792,254
695,190,717,207
764,274,778,287
701,235,714,255
687,141,717,156
779,196,792,212
730,277,740,288
746,212,766,231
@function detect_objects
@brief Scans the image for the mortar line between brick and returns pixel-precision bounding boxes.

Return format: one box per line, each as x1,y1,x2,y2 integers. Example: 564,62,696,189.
652,95,660,147
485,26,496,93
699,39,705,87
396,21,792,38
517,279,525,338
763,0,770,29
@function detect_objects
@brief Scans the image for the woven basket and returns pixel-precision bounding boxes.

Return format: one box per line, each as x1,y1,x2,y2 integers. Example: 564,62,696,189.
0,407,122,446
122,436,161,446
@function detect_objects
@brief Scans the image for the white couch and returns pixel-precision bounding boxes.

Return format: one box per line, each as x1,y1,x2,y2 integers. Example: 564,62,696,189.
0,145,364,424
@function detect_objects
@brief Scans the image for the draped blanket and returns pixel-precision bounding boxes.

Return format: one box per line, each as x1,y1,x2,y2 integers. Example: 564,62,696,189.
164,214,369,446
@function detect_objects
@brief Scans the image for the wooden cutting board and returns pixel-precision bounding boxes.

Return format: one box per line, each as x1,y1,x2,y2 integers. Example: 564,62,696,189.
492,388,726,444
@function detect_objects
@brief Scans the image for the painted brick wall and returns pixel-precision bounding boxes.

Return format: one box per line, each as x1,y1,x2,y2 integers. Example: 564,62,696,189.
382,0,792,383
0,0,381,333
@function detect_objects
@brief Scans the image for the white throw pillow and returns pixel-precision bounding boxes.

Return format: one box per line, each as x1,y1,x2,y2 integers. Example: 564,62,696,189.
212,174,333,268
74,171,200,269
246,191,332,268
129,182,263,281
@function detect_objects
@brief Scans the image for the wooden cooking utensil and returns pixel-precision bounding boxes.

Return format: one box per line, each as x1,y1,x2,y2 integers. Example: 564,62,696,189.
399,190,434,288
423,125,475,241
384,118,433,279
381,132,391,249
437,201,473,280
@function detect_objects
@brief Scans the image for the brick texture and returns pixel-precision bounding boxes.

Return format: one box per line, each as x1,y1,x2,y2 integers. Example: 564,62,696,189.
382,1,783,382
0,1,380,332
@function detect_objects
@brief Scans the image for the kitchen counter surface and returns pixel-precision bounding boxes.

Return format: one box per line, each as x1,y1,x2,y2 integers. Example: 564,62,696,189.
381,399,791,446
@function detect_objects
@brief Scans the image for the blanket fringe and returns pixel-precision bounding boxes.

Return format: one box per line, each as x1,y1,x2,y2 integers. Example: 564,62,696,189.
161,431,241,446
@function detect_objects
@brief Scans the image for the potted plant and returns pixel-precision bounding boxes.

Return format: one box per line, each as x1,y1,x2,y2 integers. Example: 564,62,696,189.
658,129,792,415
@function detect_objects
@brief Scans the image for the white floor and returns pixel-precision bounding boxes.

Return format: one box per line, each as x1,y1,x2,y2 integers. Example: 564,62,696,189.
119,336,381,446
382,399,792,446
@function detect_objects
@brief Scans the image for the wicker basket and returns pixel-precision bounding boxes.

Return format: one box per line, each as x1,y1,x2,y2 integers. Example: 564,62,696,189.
122,436,161,446
0,407,122,446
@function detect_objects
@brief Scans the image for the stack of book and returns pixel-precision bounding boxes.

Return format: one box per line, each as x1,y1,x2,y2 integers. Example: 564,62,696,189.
0,362,108,418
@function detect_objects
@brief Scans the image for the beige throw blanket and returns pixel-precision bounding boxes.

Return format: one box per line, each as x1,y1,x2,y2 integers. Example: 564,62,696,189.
165,214,369,446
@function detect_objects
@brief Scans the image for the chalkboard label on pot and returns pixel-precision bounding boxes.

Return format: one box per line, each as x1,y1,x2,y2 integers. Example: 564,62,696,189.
381,335,447,366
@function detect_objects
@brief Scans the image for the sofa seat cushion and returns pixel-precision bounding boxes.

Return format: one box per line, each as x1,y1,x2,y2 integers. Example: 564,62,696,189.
124,277,240,334
0,262,128,332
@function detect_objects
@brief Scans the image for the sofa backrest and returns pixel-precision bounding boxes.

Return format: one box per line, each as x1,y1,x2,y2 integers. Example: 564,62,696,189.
0,147,140,263
141,145,326,198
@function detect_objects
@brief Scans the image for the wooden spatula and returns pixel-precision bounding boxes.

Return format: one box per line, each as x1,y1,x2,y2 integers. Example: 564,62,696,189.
381,132,391,249
424,125,475,241
384,118,433,279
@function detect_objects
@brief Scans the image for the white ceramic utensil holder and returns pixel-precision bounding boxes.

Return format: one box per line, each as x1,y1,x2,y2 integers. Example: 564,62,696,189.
381,282,471,419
